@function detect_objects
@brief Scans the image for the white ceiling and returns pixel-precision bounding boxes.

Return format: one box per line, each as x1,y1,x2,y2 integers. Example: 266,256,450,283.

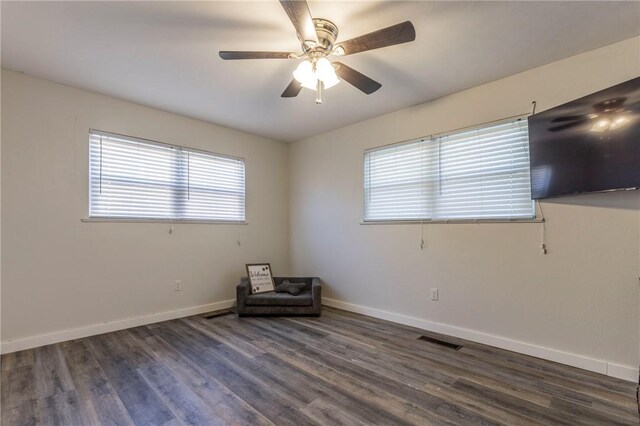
2,1,639,142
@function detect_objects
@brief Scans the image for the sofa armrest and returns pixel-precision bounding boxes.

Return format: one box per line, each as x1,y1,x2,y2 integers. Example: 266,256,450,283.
237,278,251,308
311,278,322,311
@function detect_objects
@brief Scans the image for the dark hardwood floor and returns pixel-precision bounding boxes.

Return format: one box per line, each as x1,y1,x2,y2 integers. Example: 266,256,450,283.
2,307,638,425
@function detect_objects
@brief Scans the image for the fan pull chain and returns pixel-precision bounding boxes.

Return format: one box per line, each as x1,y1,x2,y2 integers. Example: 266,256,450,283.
315,80,323,104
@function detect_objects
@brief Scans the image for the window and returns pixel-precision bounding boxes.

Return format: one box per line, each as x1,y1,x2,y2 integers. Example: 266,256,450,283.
364,118,534,221
89,130,245,222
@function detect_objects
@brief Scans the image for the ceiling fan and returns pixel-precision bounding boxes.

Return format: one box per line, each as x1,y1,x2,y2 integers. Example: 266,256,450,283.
219,0,416,104
548,97,633,133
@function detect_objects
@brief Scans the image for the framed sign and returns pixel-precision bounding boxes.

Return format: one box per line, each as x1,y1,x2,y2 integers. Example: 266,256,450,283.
246,263,275,294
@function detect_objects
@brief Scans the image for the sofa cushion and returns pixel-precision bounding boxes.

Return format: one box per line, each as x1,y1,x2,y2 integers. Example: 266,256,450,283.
275,280,306,295
245,289,313,306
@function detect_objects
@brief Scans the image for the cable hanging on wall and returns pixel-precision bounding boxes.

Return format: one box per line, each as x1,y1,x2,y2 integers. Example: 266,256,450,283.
530,100,548,255
537,201,547,254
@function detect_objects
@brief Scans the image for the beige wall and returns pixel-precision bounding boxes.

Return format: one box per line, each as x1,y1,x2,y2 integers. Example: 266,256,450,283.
1,70,289,346
289,37,640,378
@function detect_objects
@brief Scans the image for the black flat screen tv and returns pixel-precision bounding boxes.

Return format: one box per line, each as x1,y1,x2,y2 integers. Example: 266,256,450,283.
528,77,640,199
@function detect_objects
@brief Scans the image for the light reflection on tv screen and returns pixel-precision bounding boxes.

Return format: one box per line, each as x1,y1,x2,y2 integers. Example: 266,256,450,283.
528,77,640,199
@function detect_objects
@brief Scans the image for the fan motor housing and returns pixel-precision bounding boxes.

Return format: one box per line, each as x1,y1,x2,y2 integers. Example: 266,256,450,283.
306,18,339,53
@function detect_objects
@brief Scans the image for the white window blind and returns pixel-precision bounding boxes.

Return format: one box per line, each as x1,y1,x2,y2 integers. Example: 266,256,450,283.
364,118,534,221
89,130,245,221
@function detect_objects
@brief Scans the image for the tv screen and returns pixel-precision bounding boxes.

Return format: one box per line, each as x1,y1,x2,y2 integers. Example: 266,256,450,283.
528,77,640,199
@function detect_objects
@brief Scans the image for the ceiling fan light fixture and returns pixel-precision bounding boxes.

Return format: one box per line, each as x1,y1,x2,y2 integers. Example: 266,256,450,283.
293,60,317,89
315,57,335,81
590,118,611,132
590,115,631,132
321,74,340,89
315,57,340,89
610,115,630,130
293,58,340,91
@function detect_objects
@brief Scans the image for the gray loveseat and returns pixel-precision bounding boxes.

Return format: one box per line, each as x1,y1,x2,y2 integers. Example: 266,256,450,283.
236,277,321,316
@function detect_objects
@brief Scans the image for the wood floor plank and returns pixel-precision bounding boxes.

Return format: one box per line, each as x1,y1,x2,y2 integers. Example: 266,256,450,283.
32,345,74,400
301,398,370,426
548,396,637,426
2,398,41,426
259,350,458,426
150,322,318,424
187,319,436,425
59,340,135,426
189,316,267,359
2,366,37,411
38,390,90,426
419,382,541,426
286,318,549,424
287,317,551,410
86,333,175,426
2,306,638,426
1,349,35,373
137,360,227,426
293,342,501,425
142,334,274,426
450,378,578,426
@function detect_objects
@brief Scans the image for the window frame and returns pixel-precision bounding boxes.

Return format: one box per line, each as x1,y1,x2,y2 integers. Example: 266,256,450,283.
84,129,247,224
362,116,539,224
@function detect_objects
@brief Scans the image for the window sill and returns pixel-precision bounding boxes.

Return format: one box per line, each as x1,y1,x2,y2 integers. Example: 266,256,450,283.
360,218,543,225
81,218,248,225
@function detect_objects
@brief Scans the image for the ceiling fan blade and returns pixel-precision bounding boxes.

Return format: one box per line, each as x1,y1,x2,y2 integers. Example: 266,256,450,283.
334,62,381,94
548,118,590,132
219,51,292,60
281,79,302,98
550,115,586,123
279,0,318,47
335,21,415,56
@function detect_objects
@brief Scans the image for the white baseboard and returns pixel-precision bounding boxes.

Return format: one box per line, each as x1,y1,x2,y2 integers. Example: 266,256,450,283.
323,298,638,383
1,299,236,354
3,297,636,383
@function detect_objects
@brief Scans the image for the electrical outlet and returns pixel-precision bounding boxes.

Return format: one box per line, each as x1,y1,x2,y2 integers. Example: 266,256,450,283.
430,288,438,301
174,280,182,291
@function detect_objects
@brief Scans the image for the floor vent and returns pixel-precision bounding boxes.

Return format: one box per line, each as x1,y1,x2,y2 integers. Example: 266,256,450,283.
417,335,462,350
204,311,235,319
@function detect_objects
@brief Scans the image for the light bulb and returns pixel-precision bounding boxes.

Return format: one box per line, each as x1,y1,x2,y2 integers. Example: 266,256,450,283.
321,73,340,89
293,60,317,90
590,118,611,133
315,58,334,81
314,57,340,89
611,116,629,130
